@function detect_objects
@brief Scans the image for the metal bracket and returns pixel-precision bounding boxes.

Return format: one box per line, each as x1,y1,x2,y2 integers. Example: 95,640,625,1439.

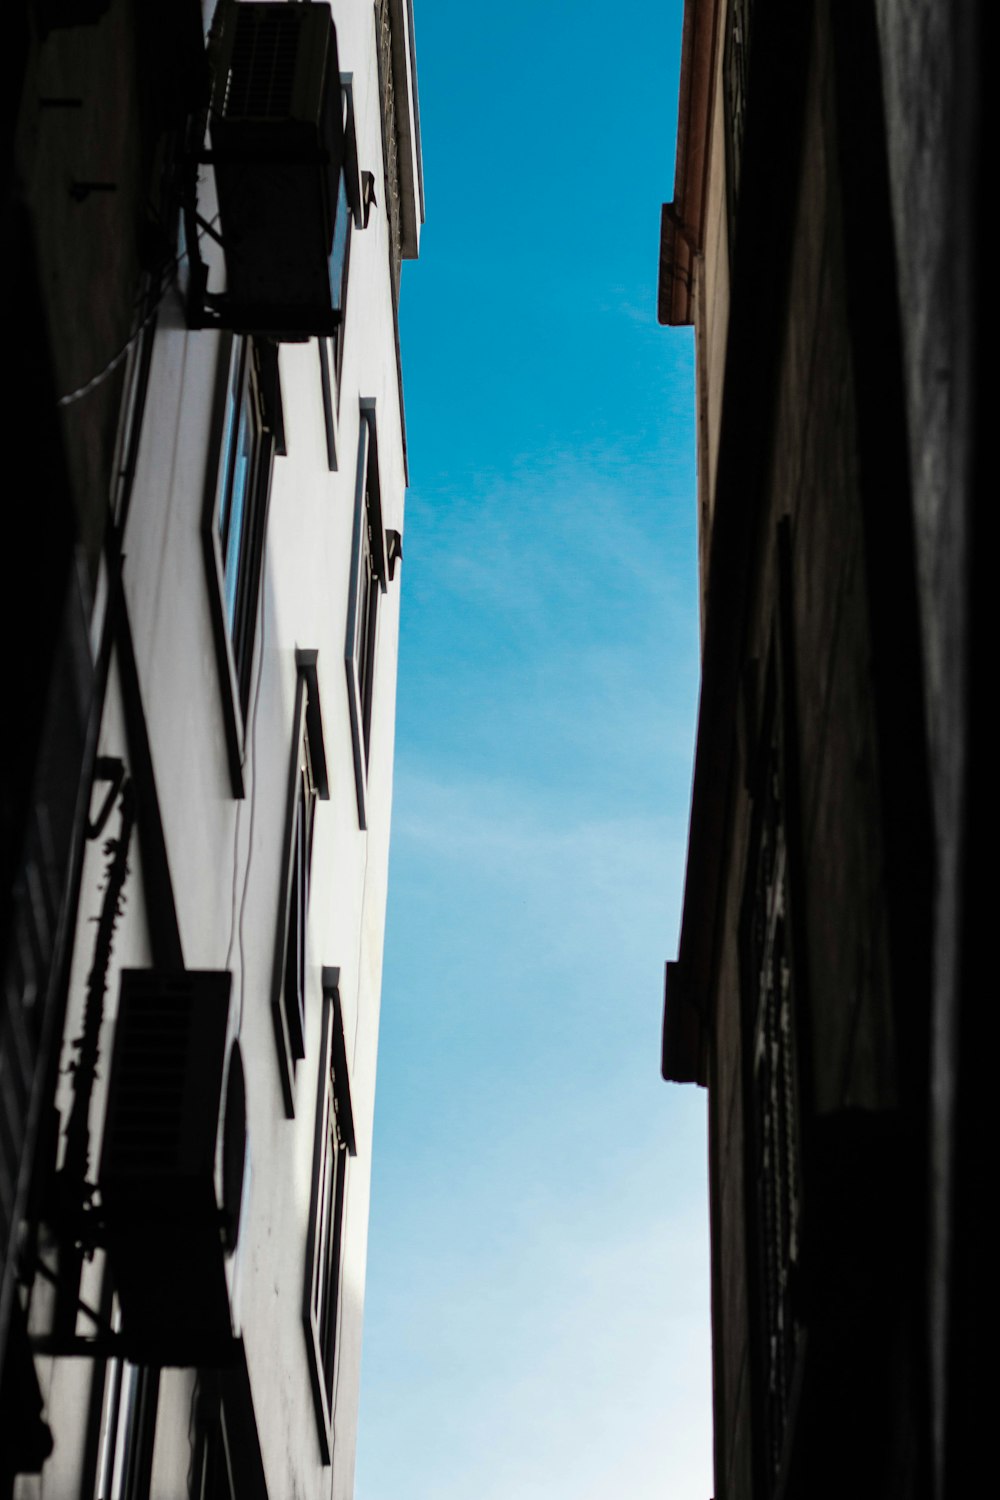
30,1333,128,1360
29,1254,114,1338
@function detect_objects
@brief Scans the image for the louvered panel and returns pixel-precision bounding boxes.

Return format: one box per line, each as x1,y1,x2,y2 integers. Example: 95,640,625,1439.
0,1004,30,1206
100,971,229,1192
0,1067,20,1218
1,1001,31,1119
104,1000,191,1175
209,2,346,335
225,7,301,120
98,970,236,1365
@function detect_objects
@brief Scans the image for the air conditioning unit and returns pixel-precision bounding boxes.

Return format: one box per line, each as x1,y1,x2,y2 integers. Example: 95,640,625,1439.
99,970,247,1366
209,0,346,338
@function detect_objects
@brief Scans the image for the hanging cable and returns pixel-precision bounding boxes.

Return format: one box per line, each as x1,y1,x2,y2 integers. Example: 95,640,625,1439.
56,214,220,408
234,477,273,1038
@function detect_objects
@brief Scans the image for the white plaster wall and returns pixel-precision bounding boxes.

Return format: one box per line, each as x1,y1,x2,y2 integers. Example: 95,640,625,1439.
25,4,416,1498
20,663,155,1500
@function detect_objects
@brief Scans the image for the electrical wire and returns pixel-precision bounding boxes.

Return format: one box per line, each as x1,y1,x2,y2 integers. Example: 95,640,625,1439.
224,797,242,974
57,294,165,408
56,214,219,408
330,1167,351,1462
235,484,272,1038
352,832,369,1072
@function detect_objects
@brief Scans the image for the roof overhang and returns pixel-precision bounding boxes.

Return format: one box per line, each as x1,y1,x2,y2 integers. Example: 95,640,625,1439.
661,960,709,1085
658,0,719,326
388,0,425,258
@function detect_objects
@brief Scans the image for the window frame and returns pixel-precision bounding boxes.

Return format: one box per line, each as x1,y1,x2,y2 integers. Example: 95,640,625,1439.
93,1324,158,1500
191,1393,237,1500
738,653,803,1489
303,972,357,1464
344,401,388,830
95,1353,139,1500
272,650,330,1119
318,75,364,471
723,0,755,261
202,333,284,798
188,1364,270,1500
737,522,810,1496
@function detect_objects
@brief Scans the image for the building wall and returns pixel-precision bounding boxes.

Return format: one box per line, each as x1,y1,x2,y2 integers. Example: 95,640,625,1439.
696,27,729,593
5,3,422,1497
708,14,901,1490
661,1,964,1496
874,4,985,1486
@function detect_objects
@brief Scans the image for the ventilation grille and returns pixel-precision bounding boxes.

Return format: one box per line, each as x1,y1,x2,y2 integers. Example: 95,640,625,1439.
101,970,231,1187
223,7,303,121
105,984,194,1175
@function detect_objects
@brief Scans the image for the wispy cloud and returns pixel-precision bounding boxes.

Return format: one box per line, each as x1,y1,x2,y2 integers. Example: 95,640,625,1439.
407,444,695,624
364,754,711,1500
359,7,706,1496
360,1186,712,1500
391,764,688,957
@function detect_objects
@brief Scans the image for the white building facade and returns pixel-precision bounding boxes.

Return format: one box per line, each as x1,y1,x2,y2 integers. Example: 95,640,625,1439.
2,3,423,1496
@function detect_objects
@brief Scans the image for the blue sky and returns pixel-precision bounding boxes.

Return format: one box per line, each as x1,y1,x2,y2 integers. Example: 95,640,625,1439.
356,4,711,1496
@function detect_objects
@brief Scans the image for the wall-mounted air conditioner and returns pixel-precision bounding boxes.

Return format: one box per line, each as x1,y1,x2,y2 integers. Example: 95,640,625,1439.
209,0,346,338
98,970,247,1366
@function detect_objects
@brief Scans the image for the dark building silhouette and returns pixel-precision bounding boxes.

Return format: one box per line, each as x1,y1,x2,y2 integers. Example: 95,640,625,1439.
658,2,985,1497
1,3,422,1495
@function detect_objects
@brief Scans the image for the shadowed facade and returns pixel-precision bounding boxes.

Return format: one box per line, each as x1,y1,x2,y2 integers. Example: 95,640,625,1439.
659,3,985,1497
1,4,423,1496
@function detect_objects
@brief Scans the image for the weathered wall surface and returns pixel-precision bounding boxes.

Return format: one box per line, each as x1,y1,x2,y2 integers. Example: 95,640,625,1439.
875,0,960,798
706,7,905,1496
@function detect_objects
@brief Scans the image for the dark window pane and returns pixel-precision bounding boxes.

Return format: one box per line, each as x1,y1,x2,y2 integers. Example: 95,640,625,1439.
223,391,256,631
330,172,351,314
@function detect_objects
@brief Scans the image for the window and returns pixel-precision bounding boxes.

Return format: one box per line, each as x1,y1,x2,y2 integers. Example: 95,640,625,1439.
95,1354,138,1499
191,1387,237,1500
723,0,754,252
285,733,315,1059
739,527,806,1493
345,404,387,829
189,1365,270,1500
741,676,802,1486
273,651,329,1117
327,115,353,388
203,334,284,796
304,972,356,1463
217,338,266,711
93,1337,157,1500
318,78,363,470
